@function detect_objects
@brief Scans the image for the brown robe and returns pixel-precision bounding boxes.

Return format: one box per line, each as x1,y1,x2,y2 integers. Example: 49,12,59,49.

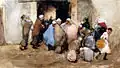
31,19,45,48
54,24,67,53
20,20,33,49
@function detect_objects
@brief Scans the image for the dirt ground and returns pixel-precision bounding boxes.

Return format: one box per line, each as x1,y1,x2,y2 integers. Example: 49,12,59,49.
0,44,119,68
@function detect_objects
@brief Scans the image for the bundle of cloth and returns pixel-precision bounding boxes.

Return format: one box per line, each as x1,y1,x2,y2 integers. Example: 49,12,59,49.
79,47,94,62
67,39,81,62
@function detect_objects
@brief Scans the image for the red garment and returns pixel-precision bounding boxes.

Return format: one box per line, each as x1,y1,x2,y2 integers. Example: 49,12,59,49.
98,22,107,29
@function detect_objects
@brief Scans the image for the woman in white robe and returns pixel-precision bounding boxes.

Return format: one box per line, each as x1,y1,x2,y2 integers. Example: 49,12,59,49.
100,28,112,60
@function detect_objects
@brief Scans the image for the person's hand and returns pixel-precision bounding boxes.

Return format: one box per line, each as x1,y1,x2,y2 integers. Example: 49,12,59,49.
42,24,45,28
31,25,34,31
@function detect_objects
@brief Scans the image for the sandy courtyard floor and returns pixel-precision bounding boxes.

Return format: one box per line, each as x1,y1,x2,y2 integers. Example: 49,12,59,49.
0,45,119,68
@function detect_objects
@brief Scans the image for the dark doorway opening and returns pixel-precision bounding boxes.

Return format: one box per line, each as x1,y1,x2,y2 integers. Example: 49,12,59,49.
56,1,70,22
37,1,70,22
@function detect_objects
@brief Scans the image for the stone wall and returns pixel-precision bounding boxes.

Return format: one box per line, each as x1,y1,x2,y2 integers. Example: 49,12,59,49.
91,0,120,51
77,0,96,26
77,0,120,52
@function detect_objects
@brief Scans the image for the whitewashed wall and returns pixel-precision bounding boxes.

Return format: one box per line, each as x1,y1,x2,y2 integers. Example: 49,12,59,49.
4,0,21,44
20,2,37,43
92,0,118,27
3,0,37,44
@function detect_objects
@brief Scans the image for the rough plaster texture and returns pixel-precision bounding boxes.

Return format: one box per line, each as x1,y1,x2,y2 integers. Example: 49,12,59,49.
3,0,36,44
91,0,120,52
77,0,120,51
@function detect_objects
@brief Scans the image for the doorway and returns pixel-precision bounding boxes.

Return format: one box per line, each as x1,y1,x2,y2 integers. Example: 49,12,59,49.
56,1,70,22
37,1,70,22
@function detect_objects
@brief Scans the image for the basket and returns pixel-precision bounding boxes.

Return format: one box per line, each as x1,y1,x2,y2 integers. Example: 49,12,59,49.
96,39,105,48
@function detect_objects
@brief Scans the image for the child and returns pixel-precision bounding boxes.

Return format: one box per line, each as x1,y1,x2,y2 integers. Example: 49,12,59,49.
100,28,112,60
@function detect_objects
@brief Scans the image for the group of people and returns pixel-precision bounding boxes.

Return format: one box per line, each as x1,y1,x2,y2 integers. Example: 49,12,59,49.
19,14,113,62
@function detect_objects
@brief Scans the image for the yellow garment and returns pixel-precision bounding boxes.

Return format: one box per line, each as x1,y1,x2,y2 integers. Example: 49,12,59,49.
99,32,111,54
96,39,105,48
100,40,111,54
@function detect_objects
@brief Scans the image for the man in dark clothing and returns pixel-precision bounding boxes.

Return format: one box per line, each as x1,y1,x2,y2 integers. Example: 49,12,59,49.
94,27,106,42
31,15,46,49
82,17,90,29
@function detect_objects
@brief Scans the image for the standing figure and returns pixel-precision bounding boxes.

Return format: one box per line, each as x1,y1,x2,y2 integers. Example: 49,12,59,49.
31,15,45,49
96,28,112,60
61,18,71,33
94,18,107,42
100,28,112,60
82,17,90,29
20,15,33,50
61,18,78,44
43,21,56,50
54,18,67,53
